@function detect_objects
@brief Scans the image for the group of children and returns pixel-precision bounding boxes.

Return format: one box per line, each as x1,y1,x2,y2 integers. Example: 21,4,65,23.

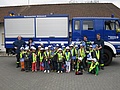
19,42,100,76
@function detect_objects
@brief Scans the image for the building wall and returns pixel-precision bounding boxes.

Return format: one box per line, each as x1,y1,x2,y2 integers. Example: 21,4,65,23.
0,23,6,52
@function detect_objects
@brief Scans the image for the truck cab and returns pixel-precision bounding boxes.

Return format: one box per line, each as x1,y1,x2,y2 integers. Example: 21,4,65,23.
72,17,120,65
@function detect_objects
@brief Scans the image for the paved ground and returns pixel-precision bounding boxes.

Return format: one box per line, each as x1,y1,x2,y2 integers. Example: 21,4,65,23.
0,56,120,90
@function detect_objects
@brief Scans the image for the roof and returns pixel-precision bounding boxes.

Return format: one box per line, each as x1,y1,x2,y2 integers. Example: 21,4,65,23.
0,3,120,22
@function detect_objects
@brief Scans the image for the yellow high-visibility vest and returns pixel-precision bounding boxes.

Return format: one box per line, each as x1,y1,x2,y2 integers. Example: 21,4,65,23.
65,52,71,61
58,53,63,61
32,53,36,63
79,48,85,58
44,51,50,61
39,52,44,62
95,50,100,60
20,51,24,59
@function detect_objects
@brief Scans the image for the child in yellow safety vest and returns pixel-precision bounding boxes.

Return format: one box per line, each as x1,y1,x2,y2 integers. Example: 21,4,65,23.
36,45,41,71
74,45,78,69
87,58,99,76
87,45,99,76
20,47,25,71
70,44,78,71
44,47,50,73
57,48,64,74
24,46,30,72
94,44,100,64
31,46,37,72
78,44,86,70
52,47,58,72
75,57,83,75
39,48,45,71
65,46,71,73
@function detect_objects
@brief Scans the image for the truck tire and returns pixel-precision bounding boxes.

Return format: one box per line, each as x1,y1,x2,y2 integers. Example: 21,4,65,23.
7,48,15,56
103,49,112,66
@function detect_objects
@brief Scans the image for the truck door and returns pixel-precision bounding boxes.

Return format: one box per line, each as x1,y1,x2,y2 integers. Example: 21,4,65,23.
116,20,120,41
81,20,95,41
104,19,120,54
104,20,118,41
115,20,120,54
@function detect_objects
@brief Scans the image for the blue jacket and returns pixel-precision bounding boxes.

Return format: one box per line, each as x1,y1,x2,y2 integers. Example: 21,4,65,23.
13,40,26,54
94,39,104,53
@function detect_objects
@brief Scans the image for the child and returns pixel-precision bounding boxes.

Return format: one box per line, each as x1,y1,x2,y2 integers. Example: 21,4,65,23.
78,44,86,71
28,48,32,70
39,48,45,71
74,45,79,69
86,45,94,69
52,47,58,72
50,47,55,71
87,58,99,76
31,46,37,72
87,45,99,76
69,44,77,71
65,46,71,73
62,45,66,65
75,57,83,75
24,46,30,72
94,44,101,69
57,48,64,74
20,47,25,71
36,45,42,71
44,47,50,73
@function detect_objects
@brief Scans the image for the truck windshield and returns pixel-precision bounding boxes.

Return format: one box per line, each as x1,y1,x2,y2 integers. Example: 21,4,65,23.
105,20,115,30
115,20,120,30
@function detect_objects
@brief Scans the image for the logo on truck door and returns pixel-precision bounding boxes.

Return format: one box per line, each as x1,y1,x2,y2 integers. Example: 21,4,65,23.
108,36,119,39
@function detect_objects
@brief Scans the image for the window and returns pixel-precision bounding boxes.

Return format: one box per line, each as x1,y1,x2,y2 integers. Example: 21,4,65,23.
83,20,93,30
105,20,115,30
75,20,80,30
115,21,120,30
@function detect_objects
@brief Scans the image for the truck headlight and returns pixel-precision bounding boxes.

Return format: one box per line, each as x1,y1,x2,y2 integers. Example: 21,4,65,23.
116,28,120,33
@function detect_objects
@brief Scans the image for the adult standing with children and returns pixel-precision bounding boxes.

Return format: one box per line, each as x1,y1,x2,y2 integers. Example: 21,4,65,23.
13,36,26,68
94,33,104,70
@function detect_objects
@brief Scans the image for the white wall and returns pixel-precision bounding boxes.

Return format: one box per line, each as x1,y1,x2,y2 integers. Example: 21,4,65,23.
0,23,6,52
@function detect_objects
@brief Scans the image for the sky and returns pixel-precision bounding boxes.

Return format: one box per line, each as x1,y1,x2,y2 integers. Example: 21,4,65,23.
0,0,120,8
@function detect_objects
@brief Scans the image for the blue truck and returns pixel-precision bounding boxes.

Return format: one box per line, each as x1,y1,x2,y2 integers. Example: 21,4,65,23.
4,14,120,65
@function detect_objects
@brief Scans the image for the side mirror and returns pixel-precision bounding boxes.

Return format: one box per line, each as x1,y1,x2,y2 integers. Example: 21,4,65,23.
116,28,120,33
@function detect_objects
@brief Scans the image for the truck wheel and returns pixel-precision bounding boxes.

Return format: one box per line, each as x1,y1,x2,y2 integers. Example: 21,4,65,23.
7,49,15,56
103,49,112,66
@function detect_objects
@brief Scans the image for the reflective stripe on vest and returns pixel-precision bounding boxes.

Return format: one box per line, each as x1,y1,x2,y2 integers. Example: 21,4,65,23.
89,62,99,72
38,51,40,56
32,53,36,63
100,64,104,66
95,50,100,60
20,51,24,58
